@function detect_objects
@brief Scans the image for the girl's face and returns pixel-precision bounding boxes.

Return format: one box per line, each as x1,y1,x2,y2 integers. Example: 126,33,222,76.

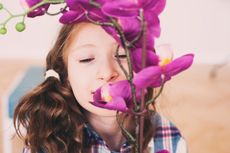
66,23,128,116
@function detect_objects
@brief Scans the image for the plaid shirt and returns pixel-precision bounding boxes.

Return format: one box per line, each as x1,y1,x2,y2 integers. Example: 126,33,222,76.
23,113,187,153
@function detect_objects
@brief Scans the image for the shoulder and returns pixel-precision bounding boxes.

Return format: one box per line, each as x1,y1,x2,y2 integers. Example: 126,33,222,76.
150,113,188,153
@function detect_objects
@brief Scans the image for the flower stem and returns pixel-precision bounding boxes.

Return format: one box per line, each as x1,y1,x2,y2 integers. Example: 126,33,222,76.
115,45,129,79
128,9,145,48
145,79,165,107
84,12,114,26
45,5,67,16
0,0,65,27
116,112,135,144
139,19,147,152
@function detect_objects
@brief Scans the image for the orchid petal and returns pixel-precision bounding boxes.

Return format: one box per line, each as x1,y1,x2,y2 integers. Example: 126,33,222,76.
91,97,129,112
133,66,162,88
22,0,50,17
132,48,159,73
102,0,139,17
59,10,85,24
163,54,194,78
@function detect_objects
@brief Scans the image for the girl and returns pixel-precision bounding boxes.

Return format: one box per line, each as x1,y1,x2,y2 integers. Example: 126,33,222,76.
13,22,187,153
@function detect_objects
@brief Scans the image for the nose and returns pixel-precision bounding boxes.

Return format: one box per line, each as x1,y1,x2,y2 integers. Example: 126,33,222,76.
96,59,119,82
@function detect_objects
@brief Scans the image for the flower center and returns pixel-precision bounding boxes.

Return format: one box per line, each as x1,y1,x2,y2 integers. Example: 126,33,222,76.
101,86,112,102
159,58,171,66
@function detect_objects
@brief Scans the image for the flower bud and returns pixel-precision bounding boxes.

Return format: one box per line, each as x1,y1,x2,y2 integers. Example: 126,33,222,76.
0,27,7,35
0,3,3,10
15,22,26,32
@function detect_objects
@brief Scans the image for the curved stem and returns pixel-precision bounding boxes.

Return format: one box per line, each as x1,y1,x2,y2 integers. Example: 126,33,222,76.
0,0,65,26
145,78,165,107
128,9,145,48
115,45,129,78
116,112,135,144
84,12,114,26
45,5,67,16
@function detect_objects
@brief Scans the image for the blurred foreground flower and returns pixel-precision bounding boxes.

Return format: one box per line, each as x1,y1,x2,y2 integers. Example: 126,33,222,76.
91,53,194,112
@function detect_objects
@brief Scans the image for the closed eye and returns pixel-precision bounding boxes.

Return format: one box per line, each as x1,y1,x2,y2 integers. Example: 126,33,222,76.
79,58,94,63
115,54,127,59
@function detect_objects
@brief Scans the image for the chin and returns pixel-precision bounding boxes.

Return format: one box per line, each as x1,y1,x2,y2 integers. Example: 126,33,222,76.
88,105,117,117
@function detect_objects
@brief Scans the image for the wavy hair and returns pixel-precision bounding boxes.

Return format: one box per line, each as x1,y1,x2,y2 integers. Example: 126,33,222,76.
13,23,156,153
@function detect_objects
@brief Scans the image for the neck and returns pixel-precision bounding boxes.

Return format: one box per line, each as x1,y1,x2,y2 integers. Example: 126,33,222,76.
86,112,126,151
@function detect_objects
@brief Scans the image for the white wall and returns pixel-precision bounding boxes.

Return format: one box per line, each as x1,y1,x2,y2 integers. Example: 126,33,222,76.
0,0,230,64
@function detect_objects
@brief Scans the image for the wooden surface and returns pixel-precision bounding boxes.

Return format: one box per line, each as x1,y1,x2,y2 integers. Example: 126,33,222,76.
0,60,229,153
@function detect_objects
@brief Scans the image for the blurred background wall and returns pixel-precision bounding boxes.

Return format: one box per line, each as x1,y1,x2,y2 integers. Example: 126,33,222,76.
0,0,230,153
0,0,230,63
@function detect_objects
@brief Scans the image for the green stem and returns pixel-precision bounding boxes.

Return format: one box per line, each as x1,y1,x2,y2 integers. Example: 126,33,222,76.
84,12,114,26
115,45,129,79
109,17,138,109
89,0,101,8
0,0,65,26
45,5,67,16
139,20,147,152
116,112,135,144
128,9,145,48
145,79,165,107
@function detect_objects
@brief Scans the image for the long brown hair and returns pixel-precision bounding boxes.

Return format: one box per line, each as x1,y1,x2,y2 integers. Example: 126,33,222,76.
13,23,156,153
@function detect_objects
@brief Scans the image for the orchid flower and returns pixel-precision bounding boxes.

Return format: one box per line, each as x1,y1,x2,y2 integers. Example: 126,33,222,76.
102,0,166,47
20,0,50,17
60,0,109,24
91,81,133,112
91,51,194,112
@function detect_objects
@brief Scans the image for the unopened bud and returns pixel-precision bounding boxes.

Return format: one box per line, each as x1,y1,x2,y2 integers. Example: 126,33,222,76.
0,27,7,35
0,3,3,10
16,22,26,32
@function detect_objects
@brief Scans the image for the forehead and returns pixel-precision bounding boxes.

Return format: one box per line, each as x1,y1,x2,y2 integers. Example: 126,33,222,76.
68,23,117,51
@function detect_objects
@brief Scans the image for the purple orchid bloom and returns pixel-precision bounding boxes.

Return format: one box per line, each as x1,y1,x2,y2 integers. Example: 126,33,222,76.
134,54,194,88
91,54,194,112
91,81,133,112
102,0,166,18
102,0,166,46
21,0,50,17
131,48,159,73
162,54,194,81
90,66,161,112
60,0,109,24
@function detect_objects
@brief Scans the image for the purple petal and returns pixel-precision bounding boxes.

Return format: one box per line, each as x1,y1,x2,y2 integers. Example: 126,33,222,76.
102,0,139,17
66,0,82,10
132,48,159,73
156,150,170,153
163,54,194,78
133,66,162,89
141,0,166,15
66,0,106,11
134,33,155,50
93,88,102,101
24,0,50,17
108,81,131,99
119,17,140,40
145,11,161,38
59,10,85,24
91,97,129,112
148,0,166,15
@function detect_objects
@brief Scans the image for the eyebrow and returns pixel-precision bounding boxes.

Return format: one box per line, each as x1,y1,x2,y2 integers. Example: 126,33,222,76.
72,44,96,51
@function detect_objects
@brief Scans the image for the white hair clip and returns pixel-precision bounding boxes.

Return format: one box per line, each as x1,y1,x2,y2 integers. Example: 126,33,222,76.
45,69,60,81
